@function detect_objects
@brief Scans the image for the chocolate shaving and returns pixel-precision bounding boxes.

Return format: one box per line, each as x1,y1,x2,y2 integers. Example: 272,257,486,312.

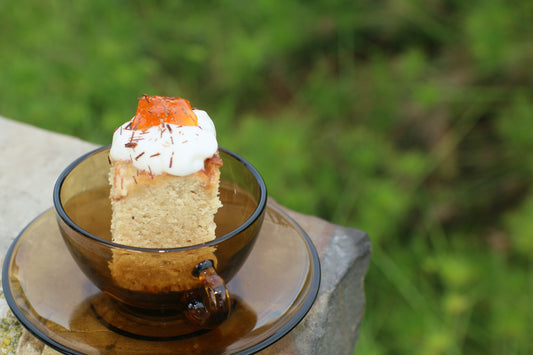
128,130,136,144
107,154,112,165
169,152,174,168
166,124,173,133
150,153,161,158
170,136,174,144
132,176,137,184
135,152,145,160
148,166,154,178
125,142,137,148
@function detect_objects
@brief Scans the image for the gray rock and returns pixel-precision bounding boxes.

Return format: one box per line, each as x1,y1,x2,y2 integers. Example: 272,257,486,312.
267,205,371,355
0,116,96,254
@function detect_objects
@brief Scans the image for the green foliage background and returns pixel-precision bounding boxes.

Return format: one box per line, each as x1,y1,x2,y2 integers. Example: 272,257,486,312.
1,0,532,354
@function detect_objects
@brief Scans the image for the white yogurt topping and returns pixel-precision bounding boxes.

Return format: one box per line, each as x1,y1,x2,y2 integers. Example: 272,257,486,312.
109,109,218,176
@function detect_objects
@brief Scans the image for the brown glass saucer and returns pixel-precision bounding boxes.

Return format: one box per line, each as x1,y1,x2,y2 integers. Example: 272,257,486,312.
2,203,320,354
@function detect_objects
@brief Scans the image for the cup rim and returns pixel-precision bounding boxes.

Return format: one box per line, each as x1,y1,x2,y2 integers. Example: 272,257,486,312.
53,145,267,252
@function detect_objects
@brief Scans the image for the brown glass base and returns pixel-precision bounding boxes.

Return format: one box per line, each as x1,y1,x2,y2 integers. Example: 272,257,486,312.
90,293,212,339
3,205,320,354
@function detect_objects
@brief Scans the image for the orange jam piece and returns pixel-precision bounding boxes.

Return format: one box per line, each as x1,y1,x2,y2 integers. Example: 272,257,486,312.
131,95,198,130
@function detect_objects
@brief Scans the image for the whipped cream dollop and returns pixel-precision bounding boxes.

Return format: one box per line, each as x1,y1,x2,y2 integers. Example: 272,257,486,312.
109,109,218,176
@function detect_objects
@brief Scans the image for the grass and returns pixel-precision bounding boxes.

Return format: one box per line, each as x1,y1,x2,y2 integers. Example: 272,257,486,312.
1,0,532,354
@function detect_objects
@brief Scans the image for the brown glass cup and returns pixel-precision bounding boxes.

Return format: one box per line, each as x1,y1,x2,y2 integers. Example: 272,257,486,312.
53,146,266,338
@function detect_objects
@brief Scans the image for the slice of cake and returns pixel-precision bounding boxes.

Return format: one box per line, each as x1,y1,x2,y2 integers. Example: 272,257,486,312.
107,95,222,292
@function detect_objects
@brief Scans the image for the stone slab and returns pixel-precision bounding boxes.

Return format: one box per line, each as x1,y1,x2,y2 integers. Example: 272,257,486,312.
0,117,97,254
0,116,370,355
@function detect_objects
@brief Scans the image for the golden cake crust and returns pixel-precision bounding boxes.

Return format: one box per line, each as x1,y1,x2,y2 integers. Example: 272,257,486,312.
108,152,223,292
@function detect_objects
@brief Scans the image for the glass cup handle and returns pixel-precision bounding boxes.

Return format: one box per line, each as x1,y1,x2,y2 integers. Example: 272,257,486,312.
184,260,231,328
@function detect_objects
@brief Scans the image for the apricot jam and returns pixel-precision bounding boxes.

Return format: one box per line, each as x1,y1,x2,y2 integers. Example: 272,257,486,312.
131,95,198,130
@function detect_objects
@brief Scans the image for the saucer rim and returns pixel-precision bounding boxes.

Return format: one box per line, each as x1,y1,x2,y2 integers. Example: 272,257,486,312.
2,204,321,355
